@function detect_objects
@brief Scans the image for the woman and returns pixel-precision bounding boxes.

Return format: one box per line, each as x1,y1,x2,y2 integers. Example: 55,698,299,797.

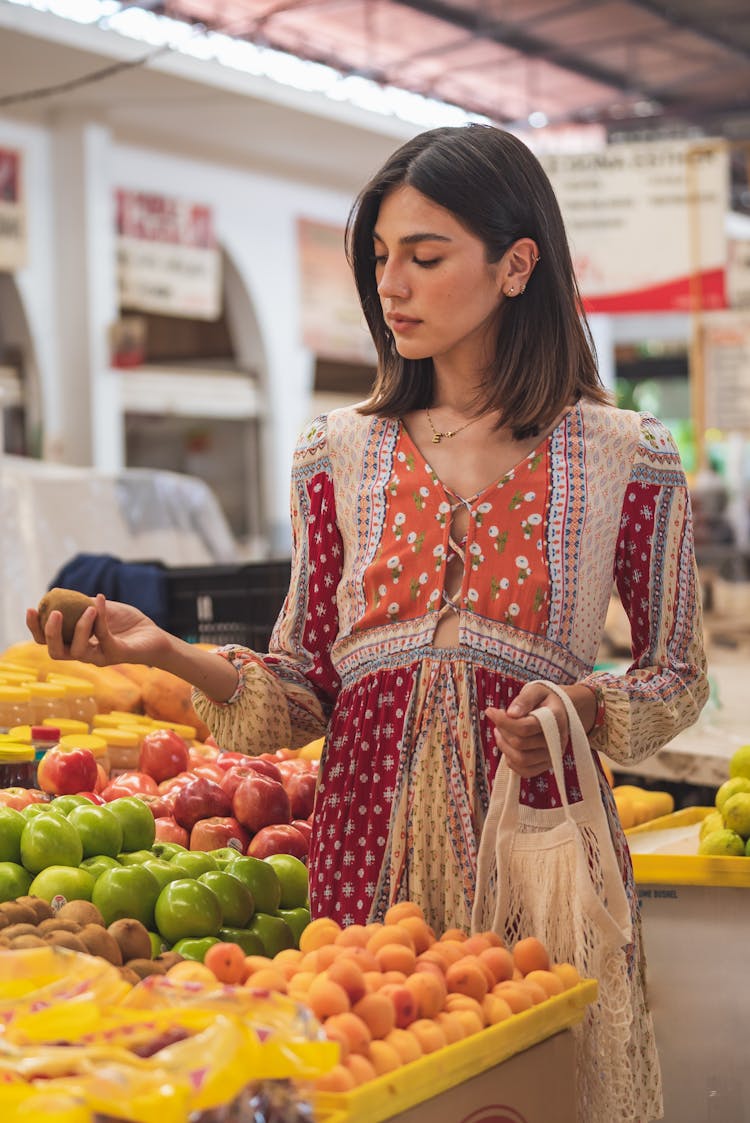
29,125,706,1121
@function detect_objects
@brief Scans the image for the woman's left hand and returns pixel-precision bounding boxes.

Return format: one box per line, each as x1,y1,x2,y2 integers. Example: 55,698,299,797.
485,682,597,778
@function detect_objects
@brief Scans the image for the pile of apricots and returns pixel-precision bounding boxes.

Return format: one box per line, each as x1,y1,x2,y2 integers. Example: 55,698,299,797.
165,902,582,1091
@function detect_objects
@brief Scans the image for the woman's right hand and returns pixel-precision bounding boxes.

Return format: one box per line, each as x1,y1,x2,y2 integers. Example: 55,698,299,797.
26,593,170,668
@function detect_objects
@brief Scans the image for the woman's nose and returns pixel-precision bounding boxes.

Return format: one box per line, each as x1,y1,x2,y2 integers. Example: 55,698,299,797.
377,262,409,299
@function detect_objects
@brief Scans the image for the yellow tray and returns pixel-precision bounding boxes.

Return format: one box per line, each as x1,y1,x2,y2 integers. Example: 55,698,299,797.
314,979,597,1123
627,806,750,888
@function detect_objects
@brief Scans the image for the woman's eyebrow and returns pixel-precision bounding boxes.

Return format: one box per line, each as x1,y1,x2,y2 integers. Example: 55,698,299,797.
372,230,452,245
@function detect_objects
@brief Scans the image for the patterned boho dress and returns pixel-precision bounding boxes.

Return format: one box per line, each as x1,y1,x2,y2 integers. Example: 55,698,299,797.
194,397,707,1120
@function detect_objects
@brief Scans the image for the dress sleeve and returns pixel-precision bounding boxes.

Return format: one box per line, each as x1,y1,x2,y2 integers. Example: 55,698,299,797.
192,415,343,754
582,414,709,765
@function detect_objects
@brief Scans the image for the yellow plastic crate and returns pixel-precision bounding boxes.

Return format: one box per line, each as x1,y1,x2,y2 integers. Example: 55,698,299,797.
313,980,597,1123
626,806,750,888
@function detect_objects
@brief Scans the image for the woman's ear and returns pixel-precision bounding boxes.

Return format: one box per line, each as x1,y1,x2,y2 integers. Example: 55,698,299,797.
500,237,540,298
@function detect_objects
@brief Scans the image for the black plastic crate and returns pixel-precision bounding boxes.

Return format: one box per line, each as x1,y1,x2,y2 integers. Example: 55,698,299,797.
165,559,292,652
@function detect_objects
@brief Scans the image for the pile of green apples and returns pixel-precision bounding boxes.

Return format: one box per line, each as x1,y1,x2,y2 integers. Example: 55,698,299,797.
698,744,750,857
0,794,311,964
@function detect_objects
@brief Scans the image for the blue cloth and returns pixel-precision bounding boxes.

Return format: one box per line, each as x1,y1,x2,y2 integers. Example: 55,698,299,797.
49,553,169,629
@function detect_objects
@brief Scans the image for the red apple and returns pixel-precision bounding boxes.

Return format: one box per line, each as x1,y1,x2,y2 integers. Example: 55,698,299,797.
101,771,159,801
158,771,196,796
0,787,48,810
214,751,248,772
247,823,309,860
191,762,226,785
283,771,317,819
73,791,106,806
221,759,284,799
37,747,98,796
138,793,175,819
172,777,232,831
189,816,250,853
154,816,189,846
94,763,108,793
232,774,291,833
290,819,313,847
139,729,190,783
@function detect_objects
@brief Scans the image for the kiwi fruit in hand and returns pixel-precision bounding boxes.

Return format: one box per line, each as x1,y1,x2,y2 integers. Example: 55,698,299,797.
37,588,95,643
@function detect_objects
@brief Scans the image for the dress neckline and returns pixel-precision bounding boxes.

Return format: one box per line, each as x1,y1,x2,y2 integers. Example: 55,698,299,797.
396,400,580,505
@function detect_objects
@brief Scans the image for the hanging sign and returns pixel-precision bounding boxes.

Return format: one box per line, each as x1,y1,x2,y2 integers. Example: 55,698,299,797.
541,139,729,313
298,217,377,364
116,190,221,319
703,311,750,433
0,148,26,272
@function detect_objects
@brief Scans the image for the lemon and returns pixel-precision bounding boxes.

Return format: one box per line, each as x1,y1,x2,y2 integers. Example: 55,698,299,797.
715,776,750,814
699,810,724,840
722,793,750,840
729,745,750,782
697,829,745,857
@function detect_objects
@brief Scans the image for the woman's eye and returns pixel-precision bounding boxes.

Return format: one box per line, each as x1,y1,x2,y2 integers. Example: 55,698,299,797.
373,254,387,267
413,257,440,268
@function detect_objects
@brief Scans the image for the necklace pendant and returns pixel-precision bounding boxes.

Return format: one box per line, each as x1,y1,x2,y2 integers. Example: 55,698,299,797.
432,433,442,444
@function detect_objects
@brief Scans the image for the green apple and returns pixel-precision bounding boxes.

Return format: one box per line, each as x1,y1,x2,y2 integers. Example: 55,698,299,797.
209,847,245,870
154,878,223,944
117,849,154,866
80,854,121,881
170,936,220,962
149,931,168,957
264,854,309,909
277,906,311,947
91,864,161,927
141,859,185,891
67,804,123,859
29,865,95,904
51,795,97,816
20,803,60,820
169,851,217,878
225,856,281,914
20,815,83,873
0,806,25,864
198,870,254,928
217,926,265,955
247,912,294,956
107,797,156,852
0,860,32,901
151,841,188,861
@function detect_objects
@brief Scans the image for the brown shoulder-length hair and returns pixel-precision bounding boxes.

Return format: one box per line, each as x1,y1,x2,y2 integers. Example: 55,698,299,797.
346,124,610,438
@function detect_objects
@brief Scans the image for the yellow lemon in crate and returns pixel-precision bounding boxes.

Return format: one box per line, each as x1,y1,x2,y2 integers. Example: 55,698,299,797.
729,745,750,782
697,828,745,857
723,793,750,841
699,810,724,840
716,776,750,814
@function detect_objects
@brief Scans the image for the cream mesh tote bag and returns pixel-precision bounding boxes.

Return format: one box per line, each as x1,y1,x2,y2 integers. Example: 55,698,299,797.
472,681,637,1123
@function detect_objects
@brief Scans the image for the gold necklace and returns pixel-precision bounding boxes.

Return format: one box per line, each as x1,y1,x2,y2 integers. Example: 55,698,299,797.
425,406,478,444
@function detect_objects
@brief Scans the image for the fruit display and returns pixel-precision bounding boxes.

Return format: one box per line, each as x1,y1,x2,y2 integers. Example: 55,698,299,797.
612,783,674,829
698,745,750,857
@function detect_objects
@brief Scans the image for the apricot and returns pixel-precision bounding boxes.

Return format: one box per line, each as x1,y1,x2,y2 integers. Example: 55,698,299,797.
512,936,550,975
165,961,215,985
379,982,418,1028
524,969,564,998
416,949,448,973
375,942,417,975
287,970,316,999
379,970,408,988
323,1020,350,1062
408,1018,447,1054
344,1053,377,1086
435,1010,466,1044
335,923,370,947
299,917,341,953
385,1027,423,1064
431,940,466,966
551,962,582,990
479,946,515,985
443,993,486,1022
367,925,415,955
326,959,367,1004
246,967,288,993
461,934,492,957
445,957,489,1002
414,957,447,983
317,943,345,969
519,978,548,1005
325,1011,372,1055
204,941,247,985
363,970,384,993
439,927,467,942
336,945,379,973
478,929,505,948
452,1007,484,1036
314,1064,356,1092
307,976,351,1019
482,993,514,1025
352,991,396,1039
298,950,321,974
369,1039,402,1075
384,901,424,924
404,970,447,1018
396,916,436,954
493,982,534,1014
243,954,274,976
273,948,304,979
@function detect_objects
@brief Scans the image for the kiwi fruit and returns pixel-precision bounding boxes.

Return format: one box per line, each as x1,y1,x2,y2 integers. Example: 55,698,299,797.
37,588,95,644
108,918,151,962
38,917,81,936
9,934,47,949
44,930,87,953
118,965,141,986
154,951,183,970
57,900,105,928
15,896,54,923
3,923,40,940
126,958,166,979
78,924,123,966
0,902,37,926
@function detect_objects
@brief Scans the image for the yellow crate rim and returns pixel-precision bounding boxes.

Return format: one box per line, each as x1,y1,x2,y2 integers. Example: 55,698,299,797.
627,806,750,888
314,979,597,1123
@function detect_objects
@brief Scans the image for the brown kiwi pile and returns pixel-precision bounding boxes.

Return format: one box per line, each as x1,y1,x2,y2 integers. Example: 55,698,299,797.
0,897,182,980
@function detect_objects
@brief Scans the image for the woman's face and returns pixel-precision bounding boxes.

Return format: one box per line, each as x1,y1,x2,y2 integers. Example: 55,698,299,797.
373,184,505,369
